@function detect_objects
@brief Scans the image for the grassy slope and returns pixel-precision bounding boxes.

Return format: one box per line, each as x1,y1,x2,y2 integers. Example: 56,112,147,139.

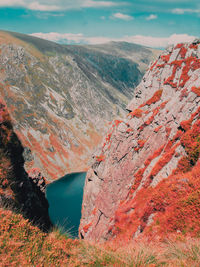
1,207,200,266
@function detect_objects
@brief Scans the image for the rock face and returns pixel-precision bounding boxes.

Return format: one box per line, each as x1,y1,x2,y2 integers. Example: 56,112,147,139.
80,41,200,243
0,30,159,180
0,100,52,231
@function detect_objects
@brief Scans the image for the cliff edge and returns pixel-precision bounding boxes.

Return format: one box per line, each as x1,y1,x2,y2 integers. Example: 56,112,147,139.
0,100,52,231
80,41,200,243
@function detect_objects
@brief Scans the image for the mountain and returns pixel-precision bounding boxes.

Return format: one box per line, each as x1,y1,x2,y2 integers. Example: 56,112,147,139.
0,30,159,180
80,40,200,243
77,41,160,73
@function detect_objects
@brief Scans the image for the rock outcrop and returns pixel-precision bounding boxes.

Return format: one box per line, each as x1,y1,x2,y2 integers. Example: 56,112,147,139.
0,100,52,231
0,30,159,180
80,41,200,243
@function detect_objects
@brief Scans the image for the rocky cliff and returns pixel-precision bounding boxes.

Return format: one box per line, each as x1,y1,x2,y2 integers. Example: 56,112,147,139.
0,99,51,231
80,41,200,243
0,30,159,180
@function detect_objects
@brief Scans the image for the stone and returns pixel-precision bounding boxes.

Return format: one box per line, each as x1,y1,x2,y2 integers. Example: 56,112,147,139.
79,41,200,243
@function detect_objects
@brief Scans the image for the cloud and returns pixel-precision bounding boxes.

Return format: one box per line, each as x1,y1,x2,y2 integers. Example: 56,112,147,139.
30,32,197,48
28,2,60,11
112,13,133,21
31,32,85,43
0,0,24,7
0,0,123,11
82,0,118,8
0,0,60,11
172,8,200,14
34,12,65,19
146,14,157,20
122,34,197,48
31,32,112,44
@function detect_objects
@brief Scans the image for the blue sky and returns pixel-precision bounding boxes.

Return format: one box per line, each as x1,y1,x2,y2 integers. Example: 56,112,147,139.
0,0,199,48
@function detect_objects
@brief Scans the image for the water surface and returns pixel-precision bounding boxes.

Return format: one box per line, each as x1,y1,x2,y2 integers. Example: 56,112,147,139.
46,172,86,237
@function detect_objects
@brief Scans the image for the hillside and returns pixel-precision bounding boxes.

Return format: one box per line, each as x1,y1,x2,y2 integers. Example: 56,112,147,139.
80,40,200,243
2,207,200,266
80,41,160,73
0,99,51,230
0,30,159,180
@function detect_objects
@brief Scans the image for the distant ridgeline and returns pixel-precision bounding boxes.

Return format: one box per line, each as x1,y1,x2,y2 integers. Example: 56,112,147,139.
80,41,200,243
0,30,160,180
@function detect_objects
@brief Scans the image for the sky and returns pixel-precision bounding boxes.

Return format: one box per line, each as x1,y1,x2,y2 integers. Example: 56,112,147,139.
0,0,199,48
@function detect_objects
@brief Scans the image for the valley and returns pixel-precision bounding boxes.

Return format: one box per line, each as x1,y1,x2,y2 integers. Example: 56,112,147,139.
0,29,200,267
0,30,159,180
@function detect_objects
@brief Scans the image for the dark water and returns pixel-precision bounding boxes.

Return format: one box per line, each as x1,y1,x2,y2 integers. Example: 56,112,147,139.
46,172,86,238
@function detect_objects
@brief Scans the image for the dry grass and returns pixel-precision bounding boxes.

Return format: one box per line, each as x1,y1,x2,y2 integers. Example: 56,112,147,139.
1,206,200,266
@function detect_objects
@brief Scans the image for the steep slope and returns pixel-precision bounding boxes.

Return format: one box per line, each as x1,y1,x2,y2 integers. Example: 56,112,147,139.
81,41,161,73
0,99,51,230
0,30,159,180
80,41,200,243
3,208,200,267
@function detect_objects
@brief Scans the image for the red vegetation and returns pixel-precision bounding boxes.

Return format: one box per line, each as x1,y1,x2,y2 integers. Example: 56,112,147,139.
96,154,106,162
83,222,92,233
180,47,187,58
164,61,179,88
163,55,200,88
114,120,122,127
179,57,200,88
180,119,192,131
145,142,180,186
178,118,200,171
130,145,164,193
156,64,165,69
154,125,162,133
180,88,189,101
110,105,200,243
150,59,158,71
112,157,200,243
134,140,146,152
139,102,167,132
143,162,200,241
161,54,170,63
139,90,163,108
26,132,65,178
146,90,163,106
102,120,124,152
128,108,143,118
165,127,171,138
189,43,198,49
175,43,184,49
138,140,146,148
126,128,133,133
191,86,200,97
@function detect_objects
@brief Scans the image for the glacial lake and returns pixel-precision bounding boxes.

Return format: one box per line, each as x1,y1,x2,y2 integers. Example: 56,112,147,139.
46,172,86,238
